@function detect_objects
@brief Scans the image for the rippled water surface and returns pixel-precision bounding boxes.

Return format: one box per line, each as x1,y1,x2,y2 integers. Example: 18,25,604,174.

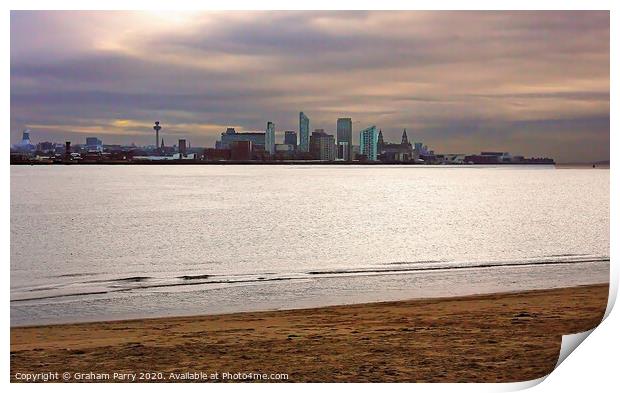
10,165,609,325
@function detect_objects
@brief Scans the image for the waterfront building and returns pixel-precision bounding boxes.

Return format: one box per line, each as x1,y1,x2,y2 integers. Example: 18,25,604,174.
309,129,336,161
178,139,187,155
284,131,297,147
440,154,467,164
265,122,276,155
133,155,176,161
377,129,415,162
299,112,310,153
171,152,197,160
85,137,103,152
85,137,102,145
36,141,55,153
481,151,512,162
275,144,295,152
204,148,232,161
53,143,66,155
230,140,252,160
413,142,433,161
274,143,296,160
337,141,350,161
464,152,514,164
12,129,35,152
359,126,379,161
336,118,353,160
216,127,265,151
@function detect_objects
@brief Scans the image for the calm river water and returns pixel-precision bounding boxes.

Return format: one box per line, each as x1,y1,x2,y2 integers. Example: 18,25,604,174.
10,165,609,326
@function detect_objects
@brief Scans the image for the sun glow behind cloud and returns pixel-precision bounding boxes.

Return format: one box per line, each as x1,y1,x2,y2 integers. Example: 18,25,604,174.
10,10,610,162
145,10,203,24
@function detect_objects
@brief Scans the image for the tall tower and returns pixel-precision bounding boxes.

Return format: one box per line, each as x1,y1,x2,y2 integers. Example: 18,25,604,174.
153,121,162,151
266,121,276,155
336,118,352,160
360,126,378,161
299,112,310,153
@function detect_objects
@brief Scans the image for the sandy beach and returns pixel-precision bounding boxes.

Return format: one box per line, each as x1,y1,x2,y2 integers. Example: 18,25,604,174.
11,284,608,383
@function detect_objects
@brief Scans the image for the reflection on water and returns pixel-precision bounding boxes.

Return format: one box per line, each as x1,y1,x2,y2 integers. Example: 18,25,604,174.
10,165,609,325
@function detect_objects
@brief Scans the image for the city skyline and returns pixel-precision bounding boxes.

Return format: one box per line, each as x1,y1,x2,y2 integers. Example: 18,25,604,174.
11,11,609,162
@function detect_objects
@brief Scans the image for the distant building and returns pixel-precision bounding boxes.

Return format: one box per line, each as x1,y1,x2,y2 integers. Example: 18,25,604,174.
172,152,197,160
13,129,35,152
53,143,66,155
377,129,414,162
464,152,514,164
336,141,350,161
230,140,252,160
133,155,176,161
309,129,336,161
337,118,353,160
274,143,296,160
284,131,297,147
86,137,102,146
359,126,378,161
482,151,512,162
265,122,276,155
178,139,187,155
204,148,231,161
216,127,265,151
439,154,467,165
412,142,433,162
462,151,555,165
85,137,103,152
36,141,55,153
275,144,295,152
299,112,310,153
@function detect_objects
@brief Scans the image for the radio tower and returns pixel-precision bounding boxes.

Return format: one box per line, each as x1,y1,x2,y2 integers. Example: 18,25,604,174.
153,121,162,152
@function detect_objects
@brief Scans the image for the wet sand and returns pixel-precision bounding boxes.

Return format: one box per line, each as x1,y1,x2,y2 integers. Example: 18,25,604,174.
11,284,608,382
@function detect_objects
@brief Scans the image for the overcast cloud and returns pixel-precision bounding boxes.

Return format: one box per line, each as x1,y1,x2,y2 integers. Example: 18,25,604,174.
10,11,609,162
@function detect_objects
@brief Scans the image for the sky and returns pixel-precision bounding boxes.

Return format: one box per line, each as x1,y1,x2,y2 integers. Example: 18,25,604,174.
11,11,609,162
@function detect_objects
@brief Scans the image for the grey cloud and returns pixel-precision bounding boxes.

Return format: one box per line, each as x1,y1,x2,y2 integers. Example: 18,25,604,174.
10,11,609,162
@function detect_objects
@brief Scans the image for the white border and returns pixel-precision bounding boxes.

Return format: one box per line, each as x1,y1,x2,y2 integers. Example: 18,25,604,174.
3,1,616,391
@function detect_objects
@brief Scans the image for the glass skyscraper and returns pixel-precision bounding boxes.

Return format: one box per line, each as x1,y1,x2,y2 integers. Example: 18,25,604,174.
359,125,378,161
266,121,276,155
336,118,352,160
299,112,310,153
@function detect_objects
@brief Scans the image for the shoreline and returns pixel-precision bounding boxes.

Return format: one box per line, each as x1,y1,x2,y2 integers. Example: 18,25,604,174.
10,282,609,329
12,161,609,168
10,161,557,166
11,283,609,382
